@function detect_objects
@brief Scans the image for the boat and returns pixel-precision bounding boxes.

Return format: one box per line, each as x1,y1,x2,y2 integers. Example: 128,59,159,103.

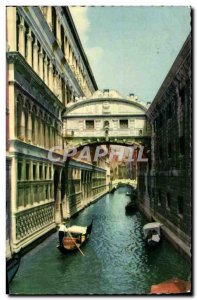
57,221,93,254
150,278,191,294
6,252,21,292
110,186,116,193
125,200,137,213
142,222,162,247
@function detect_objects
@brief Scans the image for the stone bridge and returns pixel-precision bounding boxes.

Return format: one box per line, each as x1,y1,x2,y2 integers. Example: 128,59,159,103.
62,90,151,151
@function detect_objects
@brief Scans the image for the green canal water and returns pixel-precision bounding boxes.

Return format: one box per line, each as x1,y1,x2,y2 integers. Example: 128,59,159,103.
10,186,191,295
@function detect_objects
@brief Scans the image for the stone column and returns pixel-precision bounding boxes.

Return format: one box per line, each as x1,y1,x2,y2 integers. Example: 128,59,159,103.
48,60,53,91
69,48,73,67
40,121,44,147
58,75,62,101
26,28,32,66
46,125,49,149
27,112,32,143
33,38,38,73
6,7,17,51
38,46,44,80
53,72,57,96
56,15,61,45
47,126,50,149
55,73,59,97
46,6,52,29
29,161,34,205
44,54,48,86
34,117,38,145
43,123,46,148
18,16,25,57
20,110,25,139
65,38,69,61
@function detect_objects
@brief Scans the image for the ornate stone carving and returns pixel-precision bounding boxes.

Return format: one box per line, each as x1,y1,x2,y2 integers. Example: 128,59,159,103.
16,203,54,241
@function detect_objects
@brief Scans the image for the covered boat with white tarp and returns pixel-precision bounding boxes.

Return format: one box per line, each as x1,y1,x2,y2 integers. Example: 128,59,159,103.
57,221,93,254
142,222,162,247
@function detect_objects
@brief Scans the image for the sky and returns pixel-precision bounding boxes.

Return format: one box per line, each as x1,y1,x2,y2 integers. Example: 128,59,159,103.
70,6,191,103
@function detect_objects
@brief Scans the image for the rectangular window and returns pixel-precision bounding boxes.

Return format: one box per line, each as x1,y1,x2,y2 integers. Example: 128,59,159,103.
45,186,48,199
158,190,162,206
168,142,172,158
152,188,155,199
45,166,48,179
158,114,163,128
52,7,57,38
166,192,171,209
179,86,185,105
33,164,36,180
49,167,51,179
178,196,183,215
167,102,172,119
18,162,22,181
179,136,185,155
39,165,43,179
159,146,163,161
120,119,128,129
26,163,30,180
86,120,94,129
60,25,65,54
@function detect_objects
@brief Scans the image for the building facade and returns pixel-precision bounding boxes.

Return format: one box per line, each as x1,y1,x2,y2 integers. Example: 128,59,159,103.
6,6,108,255
138,34,192,258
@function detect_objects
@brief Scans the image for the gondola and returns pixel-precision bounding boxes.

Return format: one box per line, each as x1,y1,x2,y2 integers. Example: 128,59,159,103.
57,221,93,254
125,201,137,213
126,192,131,196
142,222,162,248
110,187,116,194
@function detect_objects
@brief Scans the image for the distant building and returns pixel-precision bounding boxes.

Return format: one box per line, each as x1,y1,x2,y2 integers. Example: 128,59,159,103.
138,34,192,258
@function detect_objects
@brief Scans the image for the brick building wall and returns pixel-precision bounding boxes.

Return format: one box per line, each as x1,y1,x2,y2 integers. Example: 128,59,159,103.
138,34,192,257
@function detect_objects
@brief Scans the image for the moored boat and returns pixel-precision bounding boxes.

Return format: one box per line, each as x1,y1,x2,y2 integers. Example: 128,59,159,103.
110,186,116,193
6,252,21,292
142,222,162,248
150,278,191,294
125,201,137,213
57,221,93,254
126,192,131,196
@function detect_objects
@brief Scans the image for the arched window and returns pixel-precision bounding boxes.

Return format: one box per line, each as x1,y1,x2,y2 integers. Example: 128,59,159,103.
52,7,57,39
104,120,109,128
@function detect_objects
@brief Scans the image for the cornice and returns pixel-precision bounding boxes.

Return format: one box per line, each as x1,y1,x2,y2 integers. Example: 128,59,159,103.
68,159,106,172
62,7,98,91
63,114,146,119
63,98,148,116
17,6,85,97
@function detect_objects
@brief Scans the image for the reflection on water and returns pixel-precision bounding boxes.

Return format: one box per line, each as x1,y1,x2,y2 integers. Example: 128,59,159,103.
10,187,191,295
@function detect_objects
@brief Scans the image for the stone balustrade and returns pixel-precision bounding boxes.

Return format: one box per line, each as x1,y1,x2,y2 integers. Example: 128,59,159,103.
15,202,54,241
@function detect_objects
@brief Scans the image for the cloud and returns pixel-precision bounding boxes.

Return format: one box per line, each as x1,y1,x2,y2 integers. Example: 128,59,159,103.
69,7,90,44
70,7,103,75
86,47,104,65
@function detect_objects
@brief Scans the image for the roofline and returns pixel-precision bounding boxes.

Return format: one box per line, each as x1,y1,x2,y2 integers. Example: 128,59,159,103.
63,98,148,116
62,7,98,91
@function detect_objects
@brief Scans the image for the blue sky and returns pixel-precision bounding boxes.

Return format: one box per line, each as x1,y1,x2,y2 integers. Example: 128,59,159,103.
70,7,191,102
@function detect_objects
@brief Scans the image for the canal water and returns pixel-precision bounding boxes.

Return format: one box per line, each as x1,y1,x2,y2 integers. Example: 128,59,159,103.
10,186,191,295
